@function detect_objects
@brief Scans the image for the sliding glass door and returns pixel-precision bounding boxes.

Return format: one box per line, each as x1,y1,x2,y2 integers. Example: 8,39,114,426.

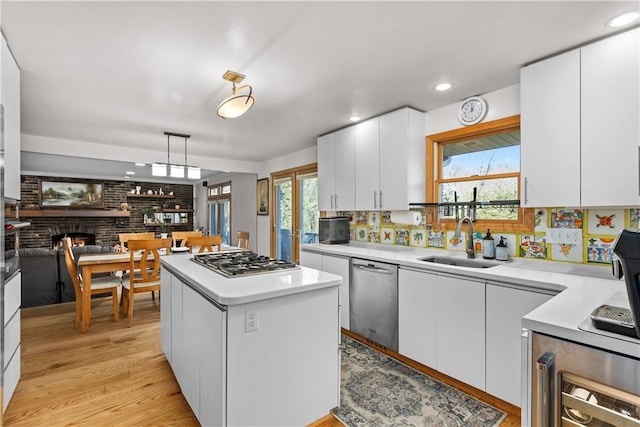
271,164,318,264
207,182,231,244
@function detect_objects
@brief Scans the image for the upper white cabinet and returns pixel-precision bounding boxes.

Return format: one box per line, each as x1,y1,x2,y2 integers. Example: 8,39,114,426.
317,127,355,211
521,49,581,207
318,107,425,211
521,28,639,207
1,35,21,201
581,28,639,207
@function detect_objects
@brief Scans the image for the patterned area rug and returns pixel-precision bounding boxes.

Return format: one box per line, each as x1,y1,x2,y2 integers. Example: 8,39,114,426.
332,335,507,427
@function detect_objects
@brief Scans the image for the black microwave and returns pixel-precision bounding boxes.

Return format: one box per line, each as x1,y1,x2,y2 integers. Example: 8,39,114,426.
318,217,350,244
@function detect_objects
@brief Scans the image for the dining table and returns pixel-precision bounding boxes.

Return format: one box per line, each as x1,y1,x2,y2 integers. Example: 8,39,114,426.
77,251,154,333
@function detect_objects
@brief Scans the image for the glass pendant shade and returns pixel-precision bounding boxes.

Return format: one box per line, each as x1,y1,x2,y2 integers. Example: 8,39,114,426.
170,164,185,178
152,163,168,177
187,166,201,179
217,84,254,119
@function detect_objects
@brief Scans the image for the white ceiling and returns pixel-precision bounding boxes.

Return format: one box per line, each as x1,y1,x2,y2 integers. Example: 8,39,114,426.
2,1,638,183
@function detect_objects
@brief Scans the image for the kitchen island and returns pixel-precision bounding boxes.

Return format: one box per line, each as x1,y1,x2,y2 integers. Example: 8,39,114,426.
160,253,342,427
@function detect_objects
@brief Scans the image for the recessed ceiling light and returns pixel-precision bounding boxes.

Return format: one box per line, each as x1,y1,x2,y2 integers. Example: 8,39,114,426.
349,116,361,122
124,176,131,179
434,82,453,91
135,162,146,166
125,171,135,175
606,11,639,27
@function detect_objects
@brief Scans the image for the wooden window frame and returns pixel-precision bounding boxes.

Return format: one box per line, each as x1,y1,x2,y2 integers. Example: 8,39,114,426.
207,181,232,238
426,115,533,233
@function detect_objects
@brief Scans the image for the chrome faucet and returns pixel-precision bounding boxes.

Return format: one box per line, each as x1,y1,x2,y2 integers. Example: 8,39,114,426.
454,215,475,259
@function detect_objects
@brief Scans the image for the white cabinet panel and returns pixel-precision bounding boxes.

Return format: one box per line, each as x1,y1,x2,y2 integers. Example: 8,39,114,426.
521,49,581,207
355,118,380,210
170,276,185,392
436,274,485,391
1,35,21,201
299,250,322,270
398,268,437,368
322,254,350,329
581,28,639,206
4,272,21,326
3,345,20,410
486,284,552,407
317,133,336,211
181,285,204,417
334,126,356,210
160,268,172,363
4,310,20,371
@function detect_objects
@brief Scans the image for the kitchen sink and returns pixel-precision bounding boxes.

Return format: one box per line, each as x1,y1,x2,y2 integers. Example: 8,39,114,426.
418,256,500,268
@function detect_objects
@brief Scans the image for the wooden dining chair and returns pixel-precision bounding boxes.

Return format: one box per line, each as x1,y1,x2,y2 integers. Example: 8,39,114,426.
122,238,171,327
171,231,202,248
237,231,250,250
61,237,122,330
118,232,154,252
186,235,223,253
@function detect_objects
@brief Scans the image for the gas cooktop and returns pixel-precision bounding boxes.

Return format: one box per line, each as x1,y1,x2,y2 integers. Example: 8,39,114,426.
190,251,298,278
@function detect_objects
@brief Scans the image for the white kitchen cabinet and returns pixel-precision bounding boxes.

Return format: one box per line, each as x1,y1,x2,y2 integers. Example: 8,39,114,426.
581,28,639,207
317,127,355,211
521,49,581,207
398,268,437,369
160,270,172,363
3,271,21,410
436,273,485,391
485,283,554,407
299,251,350,329
379,108,426,210
354,107,426,211
398,268,484,391
521,28,639,207
1,34,21,201
355,117,380,210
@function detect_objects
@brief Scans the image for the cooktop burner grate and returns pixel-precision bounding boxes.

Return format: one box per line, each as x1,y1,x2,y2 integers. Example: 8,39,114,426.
190,251,298,278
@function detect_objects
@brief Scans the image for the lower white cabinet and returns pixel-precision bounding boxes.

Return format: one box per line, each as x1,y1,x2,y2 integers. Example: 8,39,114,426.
399,268,485,391
300,251,350,329
3,272,22,410
485,283,553,407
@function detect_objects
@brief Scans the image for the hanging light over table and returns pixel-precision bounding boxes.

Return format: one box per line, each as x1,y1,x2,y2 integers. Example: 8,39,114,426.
151,132,201,179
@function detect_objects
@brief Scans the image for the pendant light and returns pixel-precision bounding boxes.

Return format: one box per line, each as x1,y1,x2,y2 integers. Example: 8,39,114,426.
151,132,201,179
216,70,255,119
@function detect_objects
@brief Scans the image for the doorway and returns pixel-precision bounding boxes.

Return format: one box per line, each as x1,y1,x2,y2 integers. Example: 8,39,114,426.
207,182,231,244
271,164,318,263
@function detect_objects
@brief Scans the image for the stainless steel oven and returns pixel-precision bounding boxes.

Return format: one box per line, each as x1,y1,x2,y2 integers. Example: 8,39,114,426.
529,331,640,426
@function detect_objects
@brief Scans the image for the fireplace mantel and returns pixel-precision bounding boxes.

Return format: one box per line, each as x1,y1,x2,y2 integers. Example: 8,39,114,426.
11,209,130,218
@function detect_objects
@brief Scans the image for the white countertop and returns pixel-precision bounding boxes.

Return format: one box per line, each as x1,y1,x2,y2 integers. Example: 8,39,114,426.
161,253,342,306
303,242,640,359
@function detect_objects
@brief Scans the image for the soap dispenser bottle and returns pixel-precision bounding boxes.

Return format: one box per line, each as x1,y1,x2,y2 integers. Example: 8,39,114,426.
496,236,509,261
482,229,495,259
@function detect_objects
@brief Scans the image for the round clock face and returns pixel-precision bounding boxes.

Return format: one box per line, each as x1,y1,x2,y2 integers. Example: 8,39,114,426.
458,96,487,125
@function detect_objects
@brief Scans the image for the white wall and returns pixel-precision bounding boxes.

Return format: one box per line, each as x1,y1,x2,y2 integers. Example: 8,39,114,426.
195,172,258,250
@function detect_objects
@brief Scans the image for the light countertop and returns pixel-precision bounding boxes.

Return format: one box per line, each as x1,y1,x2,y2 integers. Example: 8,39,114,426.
302,242,640,359
161,253,342,306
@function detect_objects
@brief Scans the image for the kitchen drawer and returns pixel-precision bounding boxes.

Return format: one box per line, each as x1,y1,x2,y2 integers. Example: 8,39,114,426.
4,271,21,326
4,310,20,371
3,344,20,410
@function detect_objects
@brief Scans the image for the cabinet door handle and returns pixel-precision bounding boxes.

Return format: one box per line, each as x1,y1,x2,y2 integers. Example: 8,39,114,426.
536,352,555,427
637,147,639,196
330,194,334,210
374,191,377,209
335,194,338,209
379,190,383,209
524,177,529,205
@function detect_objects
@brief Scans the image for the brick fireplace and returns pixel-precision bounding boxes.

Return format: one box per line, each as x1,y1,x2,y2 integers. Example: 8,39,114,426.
12,176,195,249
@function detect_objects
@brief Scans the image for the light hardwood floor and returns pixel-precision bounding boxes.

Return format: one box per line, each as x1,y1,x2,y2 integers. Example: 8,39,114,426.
6,296,520,427
4,294,199,426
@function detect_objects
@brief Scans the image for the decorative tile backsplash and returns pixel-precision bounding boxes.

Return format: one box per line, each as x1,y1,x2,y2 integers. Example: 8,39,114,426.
336,208,640,266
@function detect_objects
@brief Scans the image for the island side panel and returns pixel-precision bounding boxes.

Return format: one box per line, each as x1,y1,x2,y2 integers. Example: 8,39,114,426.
225,286,340,427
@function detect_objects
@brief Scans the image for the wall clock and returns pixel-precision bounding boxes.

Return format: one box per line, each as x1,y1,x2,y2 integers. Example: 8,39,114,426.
458,96,488,126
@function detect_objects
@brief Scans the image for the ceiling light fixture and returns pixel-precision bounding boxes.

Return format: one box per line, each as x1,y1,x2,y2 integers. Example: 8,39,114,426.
151,132,201,179
125,171,135,175
349,116,361,122
135,162,146,167
217,70,255,119
434,82,453,91
606,11,639,27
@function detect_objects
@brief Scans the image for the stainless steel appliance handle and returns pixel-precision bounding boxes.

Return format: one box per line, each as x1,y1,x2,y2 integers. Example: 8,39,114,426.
353,263,394,274
330,194,334,210
373,191,377,209
334,194,338,209
638,146,639,196
524,177,529,205
536,352,555,427
379,190,383,209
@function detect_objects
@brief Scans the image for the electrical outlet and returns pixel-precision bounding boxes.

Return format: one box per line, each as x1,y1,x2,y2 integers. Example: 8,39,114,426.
245,309,258,332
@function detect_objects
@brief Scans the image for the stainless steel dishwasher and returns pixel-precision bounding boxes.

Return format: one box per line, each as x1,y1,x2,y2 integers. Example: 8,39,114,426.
350,258,399,352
